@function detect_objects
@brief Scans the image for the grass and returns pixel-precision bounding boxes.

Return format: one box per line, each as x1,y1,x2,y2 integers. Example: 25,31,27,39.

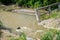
56,31,60,40
10,32,26,40
41,30,54,40
41,29,60,40
40,11,60,21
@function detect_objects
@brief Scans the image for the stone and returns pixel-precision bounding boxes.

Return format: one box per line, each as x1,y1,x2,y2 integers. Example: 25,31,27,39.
39,18,60,30
26,37,33,40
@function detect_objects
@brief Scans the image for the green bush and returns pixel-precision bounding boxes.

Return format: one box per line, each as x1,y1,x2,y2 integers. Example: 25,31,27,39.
56,31,60,40
41,30,54,40
0,0,60,8
18,33,26,40
41,29,60,40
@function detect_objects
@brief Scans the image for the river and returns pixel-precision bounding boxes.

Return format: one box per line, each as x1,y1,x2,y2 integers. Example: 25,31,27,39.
0,11,47,39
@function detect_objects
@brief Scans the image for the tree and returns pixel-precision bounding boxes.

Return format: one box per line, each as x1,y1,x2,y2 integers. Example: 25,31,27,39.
56,0,60,2
43,0,48,6
0,0,13,5
34,1,40,8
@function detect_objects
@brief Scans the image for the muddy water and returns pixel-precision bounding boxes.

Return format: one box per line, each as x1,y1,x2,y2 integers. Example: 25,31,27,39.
0,11,46,39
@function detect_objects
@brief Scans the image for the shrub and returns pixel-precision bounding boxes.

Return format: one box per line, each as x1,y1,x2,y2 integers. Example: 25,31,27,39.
41,29,60,40
41,30,54,40
56,31,60,40
19,33,26,40
0,0,60,8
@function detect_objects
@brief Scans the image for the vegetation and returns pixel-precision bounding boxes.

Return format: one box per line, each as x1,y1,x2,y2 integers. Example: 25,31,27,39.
41,29,60,40
10,32,26,40
0,0,60,40
0,21,3,27
9,29,60,40
0,21,3,40
40,11,60,20
0,0,60,8
0,30,2,39
56,31,60,40
41,30,54,40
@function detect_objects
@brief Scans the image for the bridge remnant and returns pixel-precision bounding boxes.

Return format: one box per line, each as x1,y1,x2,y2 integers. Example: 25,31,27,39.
35,2,60,25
